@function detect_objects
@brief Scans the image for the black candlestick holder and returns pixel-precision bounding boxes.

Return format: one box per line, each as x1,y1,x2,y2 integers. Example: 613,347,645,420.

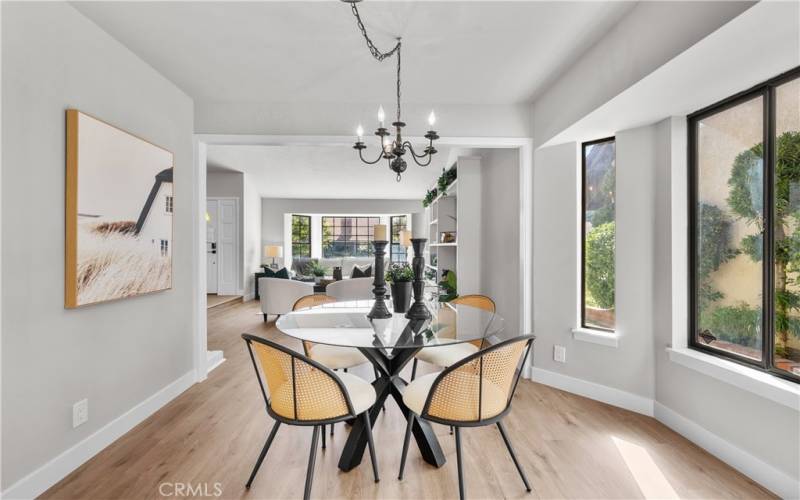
367,240,392,319
405,238,432,321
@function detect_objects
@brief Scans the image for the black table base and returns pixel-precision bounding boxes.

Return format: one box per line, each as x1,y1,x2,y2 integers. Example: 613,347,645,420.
337,346,446,471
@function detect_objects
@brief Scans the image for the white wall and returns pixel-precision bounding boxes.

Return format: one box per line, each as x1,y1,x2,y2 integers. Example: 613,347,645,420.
480,149,520,337
1,1,194,493
242,175,262,299
531,1,754,148
207,170,245,293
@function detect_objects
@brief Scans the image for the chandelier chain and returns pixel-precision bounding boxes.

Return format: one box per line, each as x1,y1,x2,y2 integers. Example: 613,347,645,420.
349,3,402,122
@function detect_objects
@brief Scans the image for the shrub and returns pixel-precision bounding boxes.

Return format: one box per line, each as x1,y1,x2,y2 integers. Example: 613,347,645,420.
701,304,761,347
585,222,615,309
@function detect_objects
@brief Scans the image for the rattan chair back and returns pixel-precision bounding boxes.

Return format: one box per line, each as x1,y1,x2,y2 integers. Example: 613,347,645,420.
292,295,339,355
450,294,496,313
421,334,534,425
242,334,355,424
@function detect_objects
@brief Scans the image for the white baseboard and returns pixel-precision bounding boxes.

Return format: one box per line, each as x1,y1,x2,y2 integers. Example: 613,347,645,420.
1,371,195,500
529,367,654,416
526,367,796,498
654,402,798,499
206,350,225,374
243,292,255,302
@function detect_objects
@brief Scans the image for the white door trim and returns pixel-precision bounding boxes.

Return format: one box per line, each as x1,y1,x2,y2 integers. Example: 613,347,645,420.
192,134,533,383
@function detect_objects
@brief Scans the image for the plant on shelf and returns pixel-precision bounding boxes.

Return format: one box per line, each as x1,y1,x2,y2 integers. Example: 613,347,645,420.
385,263,414,313
437,166,457,194
424,268,436,282
422,187,438,208
438,269,457,302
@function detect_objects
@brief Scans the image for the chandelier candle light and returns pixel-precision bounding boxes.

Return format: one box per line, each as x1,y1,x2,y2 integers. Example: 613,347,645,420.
344,0,440,181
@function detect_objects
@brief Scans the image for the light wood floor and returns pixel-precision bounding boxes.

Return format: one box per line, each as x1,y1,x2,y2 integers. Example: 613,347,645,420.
43,300,774,499
207,294,242,309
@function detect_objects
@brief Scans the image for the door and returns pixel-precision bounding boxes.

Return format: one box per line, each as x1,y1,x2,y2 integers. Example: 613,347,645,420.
217,198,239,295
206,199,218,293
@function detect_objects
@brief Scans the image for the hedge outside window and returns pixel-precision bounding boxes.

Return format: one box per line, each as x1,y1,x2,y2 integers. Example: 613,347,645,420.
390,215,408,263
582,138,616,331
291,215,311,258
322,216,381,258
689,67,800,382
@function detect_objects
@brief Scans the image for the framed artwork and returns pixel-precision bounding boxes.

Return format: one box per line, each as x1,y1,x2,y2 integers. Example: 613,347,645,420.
65,110,174,308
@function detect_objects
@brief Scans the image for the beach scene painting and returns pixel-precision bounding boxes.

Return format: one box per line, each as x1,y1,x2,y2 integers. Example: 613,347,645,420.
65,110,174,308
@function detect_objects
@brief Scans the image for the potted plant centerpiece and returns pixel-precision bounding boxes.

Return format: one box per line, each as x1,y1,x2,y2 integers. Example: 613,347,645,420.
308,261,327,284
386,263,414,313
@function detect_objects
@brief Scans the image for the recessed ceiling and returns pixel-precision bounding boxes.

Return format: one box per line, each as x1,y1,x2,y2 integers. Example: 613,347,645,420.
207,144,450,199
72,1,635,106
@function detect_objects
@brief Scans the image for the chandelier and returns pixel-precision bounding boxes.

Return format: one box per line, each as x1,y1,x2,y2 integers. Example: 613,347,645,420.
343,0,439,181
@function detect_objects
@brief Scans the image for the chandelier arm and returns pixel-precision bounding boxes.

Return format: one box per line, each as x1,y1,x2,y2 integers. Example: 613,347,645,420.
403,142,434,167
358,146,386,165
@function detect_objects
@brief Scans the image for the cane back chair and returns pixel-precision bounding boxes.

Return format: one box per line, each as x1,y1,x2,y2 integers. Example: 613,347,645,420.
242,334,379,499
399,334,535,500
411,294,497,380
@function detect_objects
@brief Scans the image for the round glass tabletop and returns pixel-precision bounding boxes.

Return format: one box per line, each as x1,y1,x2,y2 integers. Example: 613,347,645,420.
275,299,506,349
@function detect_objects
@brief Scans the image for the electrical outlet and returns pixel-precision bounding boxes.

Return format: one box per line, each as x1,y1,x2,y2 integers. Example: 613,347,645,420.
554,345,566,363
73,399,88,428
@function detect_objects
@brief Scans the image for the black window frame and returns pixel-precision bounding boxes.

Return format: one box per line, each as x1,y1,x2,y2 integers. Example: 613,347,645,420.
291,214,311,258
581,137,616,332
687,66,800,384
321,216,381,258
390,215,408,263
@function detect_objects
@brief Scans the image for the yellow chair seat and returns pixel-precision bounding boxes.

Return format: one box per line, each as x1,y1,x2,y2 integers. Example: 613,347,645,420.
415,342,478,368
402,372,508,421
309,344,368,370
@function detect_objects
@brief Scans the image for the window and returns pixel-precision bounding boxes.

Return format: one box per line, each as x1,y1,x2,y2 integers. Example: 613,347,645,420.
291,215,311,257
159,239,169,256
390,215,408,263
581,138,616,331
165,195,173,214
689,67,800,382
322,216,380,258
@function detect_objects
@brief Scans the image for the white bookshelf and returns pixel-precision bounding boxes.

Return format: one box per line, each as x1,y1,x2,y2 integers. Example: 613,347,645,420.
423,157,481,301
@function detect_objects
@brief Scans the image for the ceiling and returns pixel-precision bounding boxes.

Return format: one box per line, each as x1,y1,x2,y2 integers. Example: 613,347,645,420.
72,1,635,106
207,144,450,199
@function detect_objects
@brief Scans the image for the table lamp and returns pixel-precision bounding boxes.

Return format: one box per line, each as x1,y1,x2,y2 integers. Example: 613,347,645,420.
264,245,283,269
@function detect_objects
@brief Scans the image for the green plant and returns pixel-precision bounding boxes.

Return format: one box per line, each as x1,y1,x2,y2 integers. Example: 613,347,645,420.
438,270,457,302
696,203,738,311
701,303,761,347
385,263,414,283
585,222,615,309
422,188,438,208
437,166,457,193
308,261,327,277
727,131,800,352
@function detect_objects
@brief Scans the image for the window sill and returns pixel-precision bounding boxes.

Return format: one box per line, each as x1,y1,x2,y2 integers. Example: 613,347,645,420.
572,327,618,348
667,347,800,411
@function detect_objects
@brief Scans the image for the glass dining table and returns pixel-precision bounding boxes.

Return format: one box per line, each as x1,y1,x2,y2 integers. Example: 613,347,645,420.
275,299,508,472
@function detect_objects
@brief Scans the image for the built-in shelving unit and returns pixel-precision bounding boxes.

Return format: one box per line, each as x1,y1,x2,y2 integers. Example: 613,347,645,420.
423,158,481,301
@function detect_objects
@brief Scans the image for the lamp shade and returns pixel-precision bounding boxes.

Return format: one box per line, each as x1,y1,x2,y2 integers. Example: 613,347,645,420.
399,229,412,248
264,245,283,258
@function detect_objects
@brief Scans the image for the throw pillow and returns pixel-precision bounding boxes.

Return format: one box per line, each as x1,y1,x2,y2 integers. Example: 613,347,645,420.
351,264,372,279
275,267,290,279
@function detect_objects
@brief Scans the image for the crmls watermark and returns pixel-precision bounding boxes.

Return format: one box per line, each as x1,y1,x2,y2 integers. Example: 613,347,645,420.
158,482,223,497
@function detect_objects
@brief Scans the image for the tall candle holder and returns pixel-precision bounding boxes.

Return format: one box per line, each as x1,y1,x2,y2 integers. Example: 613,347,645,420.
405,238,432,321
367,240,392,319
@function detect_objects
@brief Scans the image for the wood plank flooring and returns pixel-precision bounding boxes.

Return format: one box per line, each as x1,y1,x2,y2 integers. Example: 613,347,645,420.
42,300,775,499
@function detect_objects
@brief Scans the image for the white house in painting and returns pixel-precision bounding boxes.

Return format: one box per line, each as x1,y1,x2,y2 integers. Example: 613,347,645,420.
135,167,173,256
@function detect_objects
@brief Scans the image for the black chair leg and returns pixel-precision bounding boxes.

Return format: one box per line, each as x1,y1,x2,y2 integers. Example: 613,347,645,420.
303,426,320,500
246,421,281,489
398,412,414,480
454,427,465,500
363,412,380,482
410,358,418,381
497,421,532,492
330,422,334,436
263,313,268,322
321,425,326,449
450,425,454,435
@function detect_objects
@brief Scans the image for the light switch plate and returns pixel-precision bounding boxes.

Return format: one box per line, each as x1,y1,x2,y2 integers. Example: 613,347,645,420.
73,399,88,428
554,345,566,363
